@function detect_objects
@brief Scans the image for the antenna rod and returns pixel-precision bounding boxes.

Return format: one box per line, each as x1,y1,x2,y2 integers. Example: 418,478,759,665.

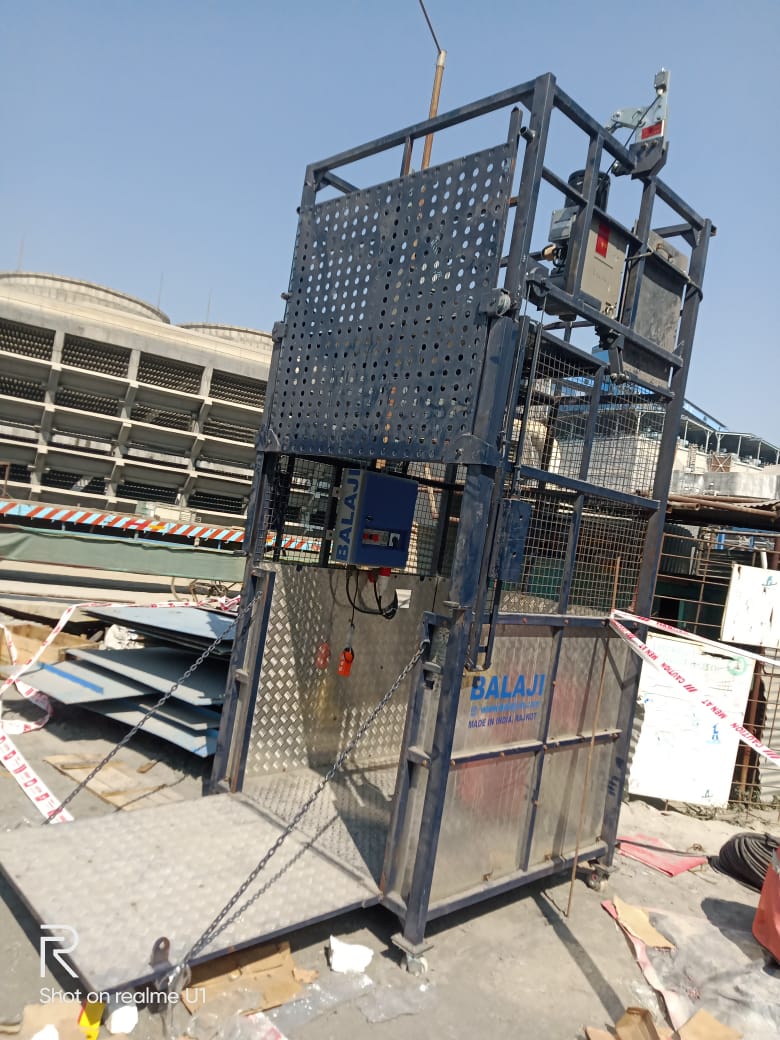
417,0,446,171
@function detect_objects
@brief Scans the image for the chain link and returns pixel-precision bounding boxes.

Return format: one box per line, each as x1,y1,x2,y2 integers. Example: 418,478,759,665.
174,637,430,973
43,601,253,824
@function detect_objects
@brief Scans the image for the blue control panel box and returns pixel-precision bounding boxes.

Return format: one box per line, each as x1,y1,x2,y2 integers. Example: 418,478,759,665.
332,468,418,569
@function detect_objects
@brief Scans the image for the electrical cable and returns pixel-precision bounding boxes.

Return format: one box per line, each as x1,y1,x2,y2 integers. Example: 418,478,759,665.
417,0,442,53
621,97,658,150
345,568,398,619
710,832,780,891
373,578,398,620
603,96,659,177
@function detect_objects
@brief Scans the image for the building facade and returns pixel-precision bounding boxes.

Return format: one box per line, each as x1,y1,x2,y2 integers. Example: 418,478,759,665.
0,273,271,525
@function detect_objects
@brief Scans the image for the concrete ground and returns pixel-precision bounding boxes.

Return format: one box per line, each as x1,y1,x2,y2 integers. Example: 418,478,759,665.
1,567,778,1039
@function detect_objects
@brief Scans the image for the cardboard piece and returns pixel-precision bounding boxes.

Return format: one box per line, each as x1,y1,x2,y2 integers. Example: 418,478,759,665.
15,1004,85,1040
615,1007,664,1040
0,622,89,666
586,1008,675,1040
45,756,183,811
613,897,675,951
678,1009,741,1040
181,941,303,1014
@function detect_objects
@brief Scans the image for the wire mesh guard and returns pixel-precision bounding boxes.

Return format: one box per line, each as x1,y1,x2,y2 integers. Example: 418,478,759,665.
499,334,663,614
259,455,464,576
266,142,518,461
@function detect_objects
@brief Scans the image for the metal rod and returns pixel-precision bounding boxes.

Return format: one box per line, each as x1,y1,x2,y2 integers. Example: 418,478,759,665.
421,50,446,170
565,556,620,916
418,0,442,52
308,78,535,180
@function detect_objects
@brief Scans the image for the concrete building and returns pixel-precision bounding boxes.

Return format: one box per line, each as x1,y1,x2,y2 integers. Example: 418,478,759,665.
2,271,778,529
0,273,271,525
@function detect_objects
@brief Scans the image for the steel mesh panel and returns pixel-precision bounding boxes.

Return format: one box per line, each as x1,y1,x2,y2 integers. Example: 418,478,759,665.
54,385,121,416
0,318,54,360
261,457,331,564
137,355,203,392
210,369,266,408
0,374,46,401
405,485,441,576
130,404,195,431
587,382,666,496
512,342,599,477
501,489,576,612
569,497,649,612
259,457,457,573
62,334,131,377
268,142,517,461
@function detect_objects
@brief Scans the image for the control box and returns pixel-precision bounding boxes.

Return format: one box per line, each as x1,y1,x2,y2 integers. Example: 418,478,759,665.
549,208,629,318
331,469,418,569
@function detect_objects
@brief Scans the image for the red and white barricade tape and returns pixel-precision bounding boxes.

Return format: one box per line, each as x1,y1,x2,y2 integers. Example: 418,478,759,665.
0,623,53,734
609,609,780,767
0,595,237,822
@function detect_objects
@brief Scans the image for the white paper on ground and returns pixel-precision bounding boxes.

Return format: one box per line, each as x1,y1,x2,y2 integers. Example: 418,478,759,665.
328,936,374,973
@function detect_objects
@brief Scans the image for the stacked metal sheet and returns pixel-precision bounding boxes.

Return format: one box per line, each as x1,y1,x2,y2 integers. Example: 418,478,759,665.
22,607,233,757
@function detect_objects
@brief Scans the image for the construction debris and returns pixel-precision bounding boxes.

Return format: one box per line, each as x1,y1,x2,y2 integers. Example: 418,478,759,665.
618,835,707,877
45,756,184,810
103,1000,138,1035
586,1006,740,1039
181,941,309,1015
608,898,675,950
0,621,90,667
20,632,229,758
327,936,374,974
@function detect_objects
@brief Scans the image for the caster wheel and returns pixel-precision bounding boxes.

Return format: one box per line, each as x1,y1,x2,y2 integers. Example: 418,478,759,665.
586,871,606,892
405,954,428,976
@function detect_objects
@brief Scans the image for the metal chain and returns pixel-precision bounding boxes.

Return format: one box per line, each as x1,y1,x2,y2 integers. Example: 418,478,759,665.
174,637,430,973
43,602,252,824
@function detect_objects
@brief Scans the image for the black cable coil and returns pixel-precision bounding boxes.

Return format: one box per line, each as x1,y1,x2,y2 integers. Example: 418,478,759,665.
710,832,780,891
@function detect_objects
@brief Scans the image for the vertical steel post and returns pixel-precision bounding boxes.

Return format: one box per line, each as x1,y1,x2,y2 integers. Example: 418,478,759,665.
503,73,555,297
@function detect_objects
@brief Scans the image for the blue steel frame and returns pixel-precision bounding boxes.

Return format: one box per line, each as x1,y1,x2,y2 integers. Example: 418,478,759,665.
215,72,711,951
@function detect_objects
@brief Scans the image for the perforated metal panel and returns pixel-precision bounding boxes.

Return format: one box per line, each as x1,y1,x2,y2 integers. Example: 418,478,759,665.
266,142,518,461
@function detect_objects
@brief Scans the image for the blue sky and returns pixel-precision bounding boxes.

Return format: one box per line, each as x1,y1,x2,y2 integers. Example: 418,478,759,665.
2,2,778,436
